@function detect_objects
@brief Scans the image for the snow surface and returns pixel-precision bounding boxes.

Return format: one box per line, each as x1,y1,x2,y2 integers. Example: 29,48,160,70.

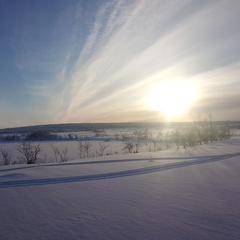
0,136,240,239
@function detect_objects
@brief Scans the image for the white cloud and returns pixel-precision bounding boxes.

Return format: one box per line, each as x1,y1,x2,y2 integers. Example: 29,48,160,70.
23,0,240,124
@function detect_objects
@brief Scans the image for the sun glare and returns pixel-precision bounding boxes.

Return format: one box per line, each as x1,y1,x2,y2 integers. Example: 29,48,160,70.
146,80,196,117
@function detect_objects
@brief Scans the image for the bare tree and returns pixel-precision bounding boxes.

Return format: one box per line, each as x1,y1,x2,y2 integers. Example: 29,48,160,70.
97,142,109,156
49,143,60,162
83,142,92,158
145,142,153,152
18,142,41,164
77,140,85,159
206,114,218,143
49,143,68,162
0,149,12,165
193,114,218,144
219,123,231,140
121,134,134,153
59,146,68,162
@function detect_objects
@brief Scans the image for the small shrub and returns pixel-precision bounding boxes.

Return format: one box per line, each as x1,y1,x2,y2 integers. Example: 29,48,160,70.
59,147,68,162
121,134,134,153
0,149,12,165
49,143,69,162
77,141,85,159
49,143,60,162
83,142,92,158
96,142,109,156
18,142,41,164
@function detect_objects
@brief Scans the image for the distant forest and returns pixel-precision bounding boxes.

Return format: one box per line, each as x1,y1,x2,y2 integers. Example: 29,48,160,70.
1,121,239,134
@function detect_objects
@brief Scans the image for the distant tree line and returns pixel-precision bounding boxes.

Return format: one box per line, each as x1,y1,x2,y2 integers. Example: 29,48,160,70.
26,131,58,141
121,116,232,153
0,134,21,141
0,116,233,165
0,130,105,142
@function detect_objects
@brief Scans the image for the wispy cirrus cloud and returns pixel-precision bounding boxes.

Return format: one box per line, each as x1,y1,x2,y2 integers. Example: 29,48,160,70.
1,0,239,127
44,0,240,123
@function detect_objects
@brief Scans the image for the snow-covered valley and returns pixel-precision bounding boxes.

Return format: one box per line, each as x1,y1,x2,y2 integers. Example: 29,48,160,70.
0,133,240,239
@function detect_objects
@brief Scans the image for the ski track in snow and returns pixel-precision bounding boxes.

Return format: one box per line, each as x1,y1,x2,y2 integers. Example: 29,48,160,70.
1,152,239,173
0,152,239,188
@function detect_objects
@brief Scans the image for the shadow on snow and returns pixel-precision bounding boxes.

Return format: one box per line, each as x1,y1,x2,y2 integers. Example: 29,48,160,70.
0,152,239,188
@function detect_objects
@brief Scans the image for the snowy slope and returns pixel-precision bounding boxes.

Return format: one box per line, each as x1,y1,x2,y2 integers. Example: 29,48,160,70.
0,137,240,240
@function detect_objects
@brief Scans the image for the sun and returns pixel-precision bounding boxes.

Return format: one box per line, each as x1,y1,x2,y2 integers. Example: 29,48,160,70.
146,80,196,117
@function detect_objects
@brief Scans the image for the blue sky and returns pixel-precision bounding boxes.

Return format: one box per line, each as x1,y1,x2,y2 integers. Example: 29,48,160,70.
0,0,240,128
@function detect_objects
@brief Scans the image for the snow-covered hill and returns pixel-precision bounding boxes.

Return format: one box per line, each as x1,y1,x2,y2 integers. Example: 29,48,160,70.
1,137,240,240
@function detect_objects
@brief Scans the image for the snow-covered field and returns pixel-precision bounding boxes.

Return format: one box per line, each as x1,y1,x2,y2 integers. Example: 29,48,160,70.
0,134,240,239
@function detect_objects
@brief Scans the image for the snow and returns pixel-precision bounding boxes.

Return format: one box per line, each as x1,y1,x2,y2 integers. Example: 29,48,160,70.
0,135,240,239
